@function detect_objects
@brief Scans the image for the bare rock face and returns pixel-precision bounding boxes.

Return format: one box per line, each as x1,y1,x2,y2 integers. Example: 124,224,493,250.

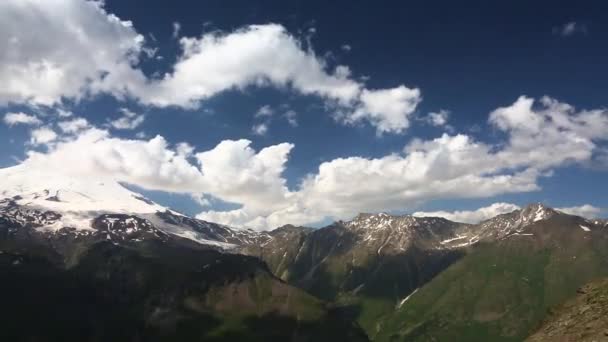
527,278,608,342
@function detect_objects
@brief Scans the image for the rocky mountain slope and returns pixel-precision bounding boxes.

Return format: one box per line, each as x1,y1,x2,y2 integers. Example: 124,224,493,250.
0,166,369,341
0,164,267,250
0,238,368,341
2,163,607,341
374,209,608,341
526,278,608,342
241,203,582,336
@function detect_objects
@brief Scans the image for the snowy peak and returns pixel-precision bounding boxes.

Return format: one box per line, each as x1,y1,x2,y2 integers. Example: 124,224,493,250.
347,212,454,231
341,212,476,253
0,165,166,219
519,203,557,224
0,165,248,249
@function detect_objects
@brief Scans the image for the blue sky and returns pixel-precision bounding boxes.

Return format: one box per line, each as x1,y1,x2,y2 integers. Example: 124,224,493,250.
1,0,607,228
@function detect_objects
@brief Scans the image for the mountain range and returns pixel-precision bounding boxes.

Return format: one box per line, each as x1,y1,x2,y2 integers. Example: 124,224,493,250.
1,165,607,341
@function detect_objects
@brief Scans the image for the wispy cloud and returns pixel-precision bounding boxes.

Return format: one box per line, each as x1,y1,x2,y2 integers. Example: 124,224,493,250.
553,21,588,37
3,112,41,126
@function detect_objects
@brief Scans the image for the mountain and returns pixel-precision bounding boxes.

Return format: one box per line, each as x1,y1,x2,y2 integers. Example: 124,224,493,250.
0,235,368,341
3,164,608,341
373,206,608,341
526,278,608,342
241,203,608,340
0,164,265,248
0,166,369,341
242,213,474,333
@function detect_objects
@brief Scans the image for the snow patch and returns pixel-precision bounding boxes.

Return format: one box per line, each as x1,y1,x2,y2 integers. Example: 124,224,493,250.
397,288,419,309
440,235,467,245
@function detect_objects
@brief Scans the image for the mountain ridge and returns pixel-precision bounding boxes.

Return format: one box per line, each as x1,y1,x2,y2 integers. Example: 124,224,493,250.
2,167,608,341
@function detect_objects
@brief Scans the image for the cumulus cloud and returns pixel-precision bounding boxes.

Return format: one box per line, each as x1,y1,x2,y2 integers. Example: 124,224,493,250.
3,112,41,126
194,140,293,214
136,24,364,107
489,96,608,170
175,142,195,157
30,127,58,145
132,24,421,134
199,96,608,229
252,123,269,136
58,117,90,133
557,204,602,219
0,2,421,134
0,0,147,106
24,128,205,193
10,96,604,230
20,126,293,225
427,110,450,126
1,2,606,230
347,86,422,134
109,108,145,130
413,203,521,223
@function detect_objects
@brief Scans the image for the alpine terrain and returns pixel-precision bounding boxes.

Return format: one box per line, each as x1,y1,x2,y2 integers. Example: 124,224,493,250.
0,165,368,341
1,164,607,341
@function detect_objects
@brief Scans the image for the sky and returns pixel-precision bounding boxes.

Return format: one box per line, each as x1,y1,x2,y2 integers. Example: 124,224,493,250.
1,0,607,229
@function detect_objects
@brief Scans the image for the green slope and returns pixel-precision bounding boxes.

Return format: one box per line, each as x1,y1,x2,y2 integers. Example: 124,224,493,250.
375,216,608,341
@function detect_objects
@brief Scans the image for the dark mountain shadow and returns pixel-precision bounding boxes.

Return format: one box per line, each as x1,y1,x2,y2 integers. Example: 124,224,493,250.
278,225,465,303
0,234,369,342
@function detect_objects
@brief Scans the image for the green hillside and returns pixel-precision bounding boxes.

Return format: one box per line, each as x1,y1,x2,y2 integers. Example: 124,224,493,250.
375,216,608,341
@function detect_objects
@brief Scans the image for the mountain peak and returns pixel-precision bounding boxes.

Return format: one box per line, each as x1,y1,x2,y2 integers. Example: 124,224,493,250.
519,203,557,223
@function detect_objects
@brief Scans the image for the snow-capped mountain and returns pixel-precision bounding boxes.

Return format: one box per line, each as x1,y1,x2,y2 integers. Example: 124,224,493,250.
341,212,474,252
0,165,260,249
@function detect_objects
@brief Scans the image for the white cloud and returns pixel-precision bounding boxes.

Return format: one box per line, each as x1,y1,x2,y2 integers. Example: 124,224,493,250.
413,203,521,223
0,2,421,134
194,140,293,214
109,108,145,130
490,96,608,170
252,123,269,136
58,117,90,133
553,21,587,37
7,95,607,230
284,110,298,127
3,112,41,126
56,109,73,118
413,203,605,223
199,96,608,229
255,105,274,118
557,204,602,219
341,44,352,52
135,24,362,107
172,21,181,39
427,109,450,126
133,24,421,134
191,193,210,207
20,127,293,226
0,0,147,106
30,127,57,145
348,86,422,134
24,128,205,193
175,142,194,157
0,2,605,231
